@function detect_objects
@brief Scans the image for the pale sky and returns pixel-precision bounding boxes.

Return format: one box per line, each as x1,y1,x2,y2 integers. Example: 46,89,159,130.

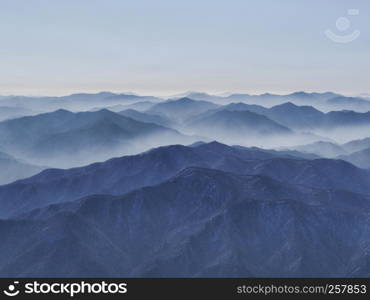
0,0,369,96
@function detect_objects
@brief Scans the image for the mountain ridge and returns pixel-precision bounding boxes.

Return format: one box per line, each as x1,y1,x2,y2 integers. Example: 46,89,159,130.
1,166,370,277
1,141,370,219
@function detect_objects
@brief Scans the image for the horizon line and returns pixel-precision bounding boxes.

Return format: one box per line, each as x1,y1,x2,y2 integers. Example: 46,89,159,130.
0,89,365,99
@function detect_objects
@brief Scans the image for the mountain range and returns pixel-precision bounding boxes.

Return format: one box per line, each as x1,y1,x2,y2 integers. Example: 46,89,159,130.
337,148,370,169
0,151,43,184
1,159,370,276
147,97,218,121
1,91,370,277
342,137,370,153
288,141,348,158
0,109,190,167
118,109,174,128
185,110,292,143
174,91,370,112
196,102,370,131
0,106,37,121
0,92,162,113
1,141,370,219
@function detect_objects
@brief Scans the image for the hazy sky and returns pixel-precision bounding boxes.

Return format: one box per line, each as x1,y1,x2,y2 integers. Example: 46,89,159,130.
0,0,369,96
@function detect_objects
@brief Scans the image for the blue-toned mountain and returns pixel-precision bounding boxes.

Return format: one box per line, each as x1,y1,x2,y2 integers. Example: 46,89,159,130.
0,109,188,167
1,142,369,219
1,167,369,277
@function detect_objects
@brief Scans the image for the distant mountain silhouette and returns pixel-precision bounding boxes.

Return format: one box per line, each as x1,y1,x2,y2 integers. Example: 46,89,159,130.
337,148,370,169
327,96,370,112
0,151,43,184
148,97,218,121
0,106,36,121
221,102,268,113
111,101,155,112
0,92,162,112
343,137,370,153
325,110,370,127
169,91,341,107
234,145,320,160
288,91,339,100
223,91,340,108
197,101,370,131
185,102,269,123
118,109,174,127
186,110,292,141
173,92,220,102
266,102,324,129
0,109,187,167
2,91,368,116
288,141,347,158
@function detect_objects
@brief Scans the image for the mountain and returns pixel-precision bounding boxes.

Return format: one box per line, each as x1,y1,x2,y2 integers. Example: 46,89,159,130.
0,109,188,167
200,102,370,131
284,92,370,112
91,102,156,113
103,93,160,103
218,92,370,113
216,102,326,130
112,101,155,112
337,148,370,169
1,167,370,277
326,96,370,112
1,141,369,219
247,157,370,194
220,102,268,114
118,109,174,127
2,91,367,117
0,151,43,185
219,91,339,108
185,110,292,143
267,105,370,130
0,141,296,218
325,110,370,127
172,92,221,102
0,92,162,113
192,102,325,131
342,137,370,153
266,102,324,129
169,91,340,107
288,141,347,158
235,146,320,160
183,102,269,124
148,98,219,121
0,106,36,121
287,91,339,101
224,93,284,106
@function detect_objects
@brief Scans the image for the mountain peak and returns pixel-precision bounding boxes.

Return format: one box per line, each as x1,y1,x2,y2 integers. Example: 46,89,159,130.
94,108,115,115
195,141,230,151
53,108,73,114
289,91,308,96
272,102,298,109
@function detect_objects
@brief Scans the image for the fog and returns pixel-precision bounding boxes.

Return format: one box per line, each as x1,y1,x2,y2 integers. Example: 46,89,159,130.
1,92,370,177
310,125,370,144
0,130,199,169
180,126,327,149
